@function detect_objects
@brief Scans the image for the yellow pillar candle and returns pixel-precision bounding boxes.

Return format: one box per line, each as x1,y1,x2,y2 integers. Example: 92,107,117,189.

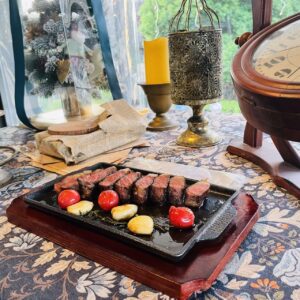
144,37,170,84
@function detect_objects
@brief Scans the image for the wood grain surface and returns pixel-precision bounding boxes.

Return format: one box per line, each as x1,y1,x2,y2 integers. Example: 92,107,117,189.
48,118,99,135
228,142,300,199
229,6,300,199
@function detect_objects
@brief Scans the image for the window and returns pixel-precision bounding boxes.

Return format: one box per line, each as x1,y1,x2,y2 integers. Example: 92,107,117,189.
0,0,298,125
136,0,298,112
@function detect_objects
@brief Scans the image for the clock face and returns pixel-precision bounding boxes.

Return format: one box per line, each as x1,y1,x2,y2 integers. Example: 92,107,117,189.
253,19,300,82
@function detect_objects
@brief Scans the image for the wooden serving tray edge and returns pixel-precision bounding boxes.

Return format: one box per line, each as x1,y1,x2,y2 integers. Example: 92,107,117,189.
6,193,259,300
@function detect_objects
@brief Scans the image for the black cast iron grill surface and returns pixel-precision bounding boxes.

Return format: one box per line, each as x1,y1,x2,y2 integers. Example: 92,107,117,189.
24,163,237,261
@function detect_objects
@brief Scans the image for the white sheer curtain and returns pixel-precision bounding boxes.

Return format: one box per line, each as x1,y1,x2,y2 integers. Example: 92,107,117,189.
102,0,146,107
0,0,147,126
0,0,19,126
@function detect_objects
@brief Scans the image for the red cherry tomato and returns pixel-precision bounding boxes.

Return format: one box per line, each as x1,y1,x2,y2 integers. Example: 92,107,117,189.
169,206,195,229
98,190,119,211
58,190,80,209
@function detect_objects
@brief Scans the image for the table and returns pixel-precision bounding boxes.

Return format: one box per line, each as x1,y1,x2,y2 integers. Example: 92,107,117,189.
0,110,299,300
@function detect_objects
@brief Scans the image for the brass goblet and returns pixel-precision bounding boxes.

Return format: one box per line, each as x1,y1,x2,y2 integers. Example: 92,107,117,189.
139,83,177,131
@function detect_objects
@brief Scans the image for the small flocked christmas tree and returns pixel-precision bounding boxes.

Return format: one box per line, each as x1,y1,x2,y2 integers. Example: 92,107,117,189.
24,0,108,99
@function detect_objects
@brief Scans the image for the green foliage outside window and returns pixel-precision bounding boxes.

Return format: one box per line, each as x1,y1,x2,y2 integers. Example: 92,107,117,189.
138,0,298,101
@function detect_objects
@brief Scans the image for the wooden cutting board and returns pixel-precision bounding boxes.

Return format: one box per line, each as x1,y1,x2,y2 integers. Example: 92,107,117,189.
48,119,99,135
48,113,109,136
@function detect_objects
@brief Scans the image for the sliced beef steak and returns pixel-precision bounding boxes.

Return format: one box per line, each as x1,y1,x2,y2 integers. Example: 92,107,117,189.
185,181,210,208
99,168,131,191
115,172,142,203
54,171,91,193
78,166,117,199
168,176,186,206
150,174,170,205
133,174,157,205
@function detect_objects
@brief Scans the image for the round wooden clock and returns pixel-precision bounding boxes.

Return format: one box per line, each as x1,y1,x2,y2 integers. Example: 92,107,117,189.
228,0,300,199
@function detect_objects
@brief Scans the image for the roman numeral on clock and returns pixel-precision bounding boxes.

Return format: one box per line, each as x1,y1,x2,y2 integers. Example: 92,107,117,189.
263,56,285,68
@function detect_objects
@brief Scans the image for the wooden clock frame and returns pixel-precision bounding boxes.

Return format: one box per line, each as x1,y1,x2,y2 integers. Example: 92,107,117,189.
227,0,300,198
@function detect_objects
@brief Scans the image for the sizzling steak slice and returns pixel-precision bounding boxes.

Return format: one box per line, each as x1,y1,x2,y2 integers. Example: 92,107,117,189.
54,171,91,193
168,176,186,206
185,181,210,208
78,166,117,199
99,168,131,191
133,174,157,205
115,172,142,203
150,174,170,205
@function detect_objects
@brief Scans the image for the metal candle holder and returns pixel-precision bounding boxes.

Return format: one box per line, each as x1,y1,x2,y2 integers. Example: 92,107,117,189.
169,0,222,147
139,83,177,131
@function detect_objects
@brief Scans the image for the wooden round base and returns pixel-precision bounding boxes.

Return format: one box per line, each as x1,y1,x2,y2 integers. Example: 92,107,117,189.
48,119,99,135
227,141,300,199
47,113,109,135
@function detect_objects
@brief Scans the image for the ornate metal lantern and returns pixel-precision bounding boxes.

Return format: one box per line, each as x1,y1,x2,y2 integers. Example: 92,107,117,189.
169,0,222,147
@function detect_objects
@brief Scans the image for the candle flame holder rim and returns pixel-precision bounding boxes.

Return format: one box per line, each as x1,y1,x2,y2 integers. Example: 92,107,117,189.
172,98,219,104
169,27,222,36
138,83,170,87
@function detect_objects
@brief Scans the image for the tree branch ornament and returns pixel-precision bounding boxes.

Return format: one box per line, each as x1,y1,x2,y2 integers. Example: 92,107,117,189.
169,0,220,33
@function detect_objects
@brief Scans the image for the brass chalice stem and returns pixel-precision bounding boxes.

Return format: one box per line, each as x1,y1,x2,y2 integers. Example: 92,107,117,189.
188,105,208,135
176,103,220,148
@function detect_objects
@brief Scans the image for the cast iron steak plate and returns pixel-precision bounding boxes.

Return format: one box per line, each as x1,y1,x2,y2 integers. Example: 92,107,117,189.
24,162,238,261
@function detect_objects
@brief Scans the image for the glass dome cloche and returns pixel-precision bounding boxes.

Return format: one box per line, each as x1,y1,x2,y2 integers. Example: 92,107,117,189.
9,0,121,129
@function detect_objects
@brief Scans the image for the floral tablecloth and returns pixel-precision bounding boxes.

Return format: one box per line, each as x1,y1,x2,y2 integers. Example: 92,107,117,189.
0,110,299,300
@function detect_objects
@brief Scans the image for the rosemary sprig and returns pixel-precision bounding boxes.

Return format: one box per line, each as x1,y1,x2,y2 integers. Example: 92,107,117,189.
154,223,168,233
88,210,169,233
99,215,127,227
87,210,127,227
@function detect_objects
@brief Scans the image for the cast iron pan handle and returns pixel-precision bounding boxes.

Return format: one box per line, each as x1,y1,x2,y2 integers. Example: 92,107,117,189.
196,202,237,242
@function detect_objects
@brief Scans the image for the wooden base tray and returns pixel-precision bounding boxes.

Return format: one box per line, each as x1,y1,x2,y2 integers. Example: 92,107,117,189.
7,193,259,300
228,141,300,199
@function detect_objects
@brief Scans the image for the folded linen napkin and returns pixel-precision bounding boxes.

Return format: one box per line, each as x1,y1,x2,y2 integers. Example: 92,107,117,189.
22,138,149,175
35,100,147,165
